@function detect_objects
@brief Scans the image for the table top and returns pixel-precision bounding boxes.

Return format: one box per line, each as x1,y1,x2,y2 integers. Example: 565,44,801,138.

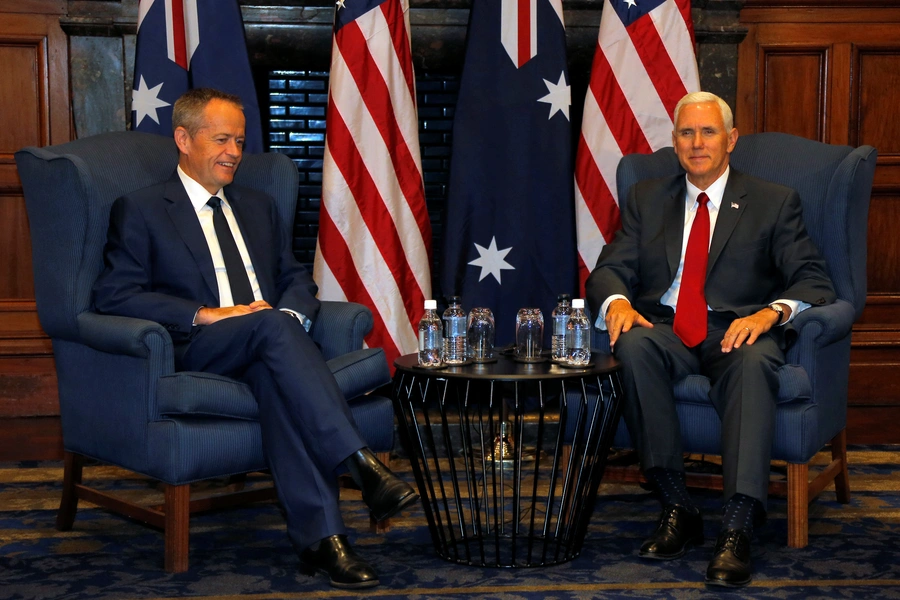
394,352,621,381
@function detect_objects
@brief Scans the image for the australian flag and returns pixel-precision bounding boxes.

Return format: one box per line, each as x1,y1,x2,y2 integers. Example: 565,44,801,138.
131,0,263,153
441,0,578,345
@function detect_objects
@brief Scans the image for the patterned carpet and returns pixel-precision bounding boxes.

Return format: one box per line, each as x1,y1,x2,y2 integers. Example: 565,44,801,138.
2,447,900,600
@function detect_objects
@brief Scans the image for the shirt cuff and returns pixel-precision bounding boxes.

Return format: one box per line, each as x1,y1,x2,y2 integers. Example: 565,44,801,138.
279,308,312,331
596,294,630,330
773,299,809,325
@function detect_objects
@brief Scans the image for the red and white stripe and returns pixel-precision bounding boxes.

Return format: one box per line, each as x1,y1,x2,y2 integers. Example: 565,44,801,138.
314,0,432,368
500,0,565,68
574,0,699,288
136,0,199,69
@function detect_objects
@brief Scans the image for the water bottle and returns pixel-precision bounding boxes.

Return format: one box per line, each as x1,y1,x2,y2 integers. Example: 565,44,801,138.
442,296,467,364
551,293,573,363
418,300,443,367
565,299,592,366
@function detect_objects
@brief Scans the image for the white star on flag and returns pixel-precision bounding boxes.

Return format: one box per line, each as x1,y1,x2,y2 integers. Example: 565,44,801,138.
624,0,637,7
537,71,571,121
131,75,171,127
468,237,515,284
336,0,346,8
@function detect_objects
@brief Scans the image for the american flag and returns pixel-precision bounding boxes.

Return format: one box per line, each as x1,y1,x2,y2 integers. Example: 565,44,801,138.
313,0,432,367
130,0,263,153
574,0,699,287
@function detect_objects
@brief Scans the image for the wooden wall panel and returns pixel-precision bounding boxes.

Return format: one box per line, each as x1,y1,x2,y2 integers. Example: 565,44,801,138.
865,191,900,296
0,191,34,299
739,1,900,443
0,44,43,153
760,49,825,141
856,51,900,154
0,3,70,461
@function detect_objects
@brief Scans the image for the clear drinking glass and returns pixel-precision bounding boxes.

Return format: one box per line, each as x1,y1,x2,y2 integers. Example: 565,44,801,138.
515,308,544,360
467,307,495,362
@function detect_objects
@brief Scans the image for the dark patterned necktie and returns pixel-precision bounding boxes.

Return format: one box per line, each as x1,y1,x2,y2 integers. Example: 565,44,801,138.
673,192,710,348
207,197,255,306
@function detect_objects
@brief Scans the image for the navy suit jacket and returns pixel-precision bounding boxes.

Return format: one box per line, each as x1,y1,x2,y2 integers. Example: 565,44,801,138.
93,172,320,342
585,169,836,326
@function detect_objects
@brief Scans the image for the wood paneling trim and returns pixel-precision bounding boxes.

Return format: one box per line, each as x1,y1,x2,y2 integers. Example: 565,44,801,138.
757,46,827,141
741,3,900,24
0,1,65,16
0,35,48,190
0,300,50,356
0,416,63,461
853,46,900,153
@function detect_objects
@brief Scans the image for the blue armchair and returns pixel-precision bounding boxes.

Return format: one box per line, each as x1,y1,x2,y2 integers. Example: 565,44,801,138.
605,132,876,548
14,131,395,572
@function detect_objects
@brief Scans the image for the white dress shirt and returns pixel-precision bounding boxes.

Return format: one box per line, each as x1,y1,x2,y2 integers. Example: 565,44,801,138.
597,167,808,329
178,167,310,329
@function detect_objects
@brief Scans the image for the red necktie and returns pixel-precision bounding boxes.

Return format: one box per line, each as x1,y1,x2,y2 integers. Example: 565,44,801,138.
673,192,710,348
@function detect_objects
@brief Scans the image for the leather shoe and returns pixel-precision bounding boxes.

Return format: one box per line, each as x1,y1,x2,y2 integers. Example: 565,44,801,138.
344,448,419,521
705,528,753,587
639,504,704,560
299,534,379,589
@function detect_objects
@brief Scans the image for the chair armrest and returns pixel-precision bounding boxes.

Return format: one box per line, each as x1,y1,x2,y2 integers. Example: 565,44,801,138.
785,299,855,363
77,312,174,366
310,301,374,360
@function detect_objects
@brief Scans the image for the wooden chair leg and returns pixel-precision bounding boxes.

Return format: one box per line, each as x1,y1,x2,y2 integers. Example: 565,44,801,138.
57,451,83,531
832,429,851,504
164,484,191,573
369,451,393,534
787,462,809,548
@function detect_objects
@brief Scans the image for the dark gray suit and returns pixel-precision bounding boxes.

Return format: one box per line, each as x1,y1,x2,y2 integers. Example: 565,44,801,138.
586,169,835,504
93,173,366,550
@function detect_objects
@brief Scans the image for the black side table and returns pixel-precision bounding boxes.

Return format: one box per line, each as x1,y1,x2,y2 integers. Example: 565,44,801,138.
392,353,623,567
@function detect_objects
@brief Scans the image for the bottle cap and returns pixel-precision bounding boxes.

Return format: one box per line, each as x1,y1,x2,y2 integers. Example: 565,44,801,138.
424,300,437,309
448,295,462,305
557,293,572,301
572,298,585,309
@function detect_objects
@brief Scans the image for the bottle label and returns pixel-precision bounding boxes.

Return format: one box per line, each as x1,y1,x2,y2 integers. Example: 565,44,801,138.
553,314,569,335
445,316,466,337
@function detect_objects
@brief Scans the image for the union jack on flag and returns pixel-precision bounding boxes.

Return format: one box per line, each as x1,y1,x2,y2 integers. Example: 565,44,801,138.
131,0,263,153
313,0,432,368
500,0,565,68
574,0,700,288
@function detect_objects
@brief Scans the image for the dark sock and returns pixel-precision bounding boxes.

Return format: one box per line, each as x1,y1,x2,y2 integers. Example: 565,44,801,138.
722,493,763,535
645,467,698,514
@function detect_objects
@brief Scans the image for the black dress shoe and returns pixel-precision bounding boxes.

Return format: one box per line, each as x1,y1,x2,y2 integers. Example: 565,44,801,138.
344,448,419,521
705,528,752,588
299,534,379,589
639,504,704,560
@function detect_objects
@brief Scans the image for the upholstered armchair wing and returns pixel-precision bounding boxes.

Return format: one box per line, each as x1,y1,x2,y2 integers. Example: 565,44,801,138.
608,132,877,548
14,131,393,572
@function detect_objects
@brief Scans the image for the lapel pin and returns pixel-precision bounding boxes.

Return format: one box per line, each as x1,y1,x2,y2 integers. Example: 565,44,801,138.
731,202,739,209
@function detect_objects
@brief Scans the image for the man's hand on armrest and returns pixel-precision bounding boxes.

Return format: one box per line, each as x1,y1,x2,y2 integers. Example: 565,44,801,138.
194,301,272,325
606,298,653,350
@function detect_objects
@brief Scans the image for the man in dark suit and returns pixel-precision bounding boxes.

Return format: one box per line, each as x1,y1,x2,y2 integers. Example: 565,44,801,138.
586,92,835,587
93,88,417,590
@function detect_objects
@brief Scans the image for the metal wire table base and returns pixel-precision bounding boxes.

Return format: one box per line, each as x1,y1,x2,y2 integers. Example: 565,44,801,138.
393,355,623,567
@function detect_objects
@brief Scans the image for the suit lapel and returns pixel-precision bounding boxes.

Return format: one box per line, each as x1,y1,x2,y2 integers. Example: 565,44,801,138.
664,179,686,281
707,171,749,274
164,176,220,302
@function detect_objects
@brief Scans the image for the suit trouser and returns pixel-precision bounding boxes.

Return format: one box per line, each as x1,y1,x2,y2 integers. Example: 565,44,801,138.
613,320,783,507
176,309,366,551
